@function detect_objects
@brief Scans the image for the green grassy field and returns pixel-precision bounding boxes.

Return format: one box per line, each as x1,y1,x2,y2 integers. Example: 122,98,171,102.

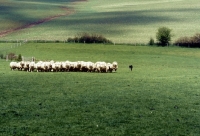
0,0,200,44
0,0,65,30
0,43,200,135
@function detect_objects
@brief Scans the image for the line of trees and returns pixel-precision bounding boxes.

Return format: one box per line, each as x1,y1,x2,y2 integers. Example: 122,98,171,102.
149,27,200,48
174,33,200,48
0,29,199,48
149,27,172,46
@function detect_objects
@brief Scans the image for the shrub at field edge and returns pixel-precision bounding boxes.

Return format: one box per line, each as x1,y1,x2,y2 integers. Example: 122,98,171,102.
175,33,200,48
67,33,113,44
156,27,172,46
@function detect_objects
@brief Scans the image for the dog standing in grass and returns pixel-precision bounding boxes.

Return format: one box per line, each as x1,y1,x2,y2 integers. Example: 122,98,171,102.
129,65,133,71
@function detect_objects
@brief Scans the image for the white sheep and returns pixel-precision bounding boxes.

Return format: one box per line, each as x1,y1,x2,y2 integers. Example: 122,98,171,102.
9,60,118,73
52,61,61,72
10,62,17,70
86,61,95,72
80,61,88,72
112,61,118,72
23,61,30,72
35,61,43,72
95,61,107,72
69,62,78,72
106,63,113,73
29,62,35,72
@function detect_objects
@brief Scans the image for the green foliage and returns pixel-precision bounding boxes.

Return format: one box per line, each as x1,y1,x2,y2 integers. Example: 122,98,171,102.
1,43,200,135
149,37,154,45
0,53,3,59
67,33,113,44
156,27,172,46
17,54,22,61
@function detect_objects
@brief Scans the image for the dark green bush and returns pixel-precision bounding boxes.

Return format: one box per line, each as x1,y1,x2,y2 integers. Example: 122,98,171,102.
17,54,22,61
149,37,155,45
156,27,172,46
67,37,74,43
0,54,3,59
67,33,112,44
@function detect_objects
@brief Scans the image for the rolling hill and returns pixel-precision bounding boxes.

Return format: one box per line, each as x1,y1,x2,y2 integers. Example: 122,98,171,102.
0,0,200,43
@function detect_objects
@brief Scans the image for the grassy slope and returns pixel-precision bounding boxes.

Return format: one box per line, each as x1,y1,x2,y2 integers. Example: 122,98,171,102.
66,0,200,43
0,43,200,135
0,0,67,31
0,0,200,44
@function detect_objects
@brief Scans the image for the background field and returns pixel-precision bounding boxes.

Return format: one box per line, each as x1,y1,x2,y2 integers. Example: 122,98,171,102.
0,43,200,135
0,0,200,43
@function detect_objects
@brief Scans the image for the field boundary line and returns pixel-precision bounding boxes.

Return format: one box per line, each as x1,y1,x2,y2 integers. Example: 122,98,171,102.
0,7,75,38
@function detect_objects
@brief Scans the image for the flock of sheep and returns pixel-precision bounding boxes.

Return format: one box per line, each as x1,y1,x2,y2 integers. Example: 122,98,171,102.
9,60,118,73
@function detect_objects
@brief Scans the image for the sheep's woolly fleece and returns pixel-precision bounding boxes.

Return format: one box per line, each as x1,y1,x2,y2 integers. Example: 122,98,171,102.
10,60,118,73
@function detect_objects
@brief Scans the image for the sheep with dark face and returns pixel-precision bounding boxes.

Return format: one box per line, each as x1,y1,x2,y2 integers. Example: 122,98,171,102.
106,63,113,73
24,61,30,72
106,62,118,73
52,62,62,72
86,62,95,72
95,61,107,72
10,60,119,73
35,61,43,72
10,61,24,71
112,61,118,72
29,62,35,72
69,62,78,72
19,61,25,70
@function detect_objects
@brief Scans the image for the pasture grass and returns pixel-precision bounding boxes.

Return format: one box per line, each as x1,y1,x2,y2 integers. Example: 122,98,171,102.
0,43,200,135
0,0,66,31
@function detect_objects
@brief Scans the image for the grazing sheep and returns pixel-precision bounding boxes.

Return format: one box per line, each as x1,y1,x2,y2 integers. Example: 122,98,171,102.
40,62,46,72
112,61,118,72
52,62,61,72
106,63,113,73
60,62,66,72
95,61,107,72
80,61,88,72
29,62,35,72
94,62,101,72
49,60,54,72
45,61,51,72
77,61,84,71
86,61,95,72
23,61,30,72
10,62,18,70
69,62,78,72
9,60,118,73
64,60,71,72
35,61,43,72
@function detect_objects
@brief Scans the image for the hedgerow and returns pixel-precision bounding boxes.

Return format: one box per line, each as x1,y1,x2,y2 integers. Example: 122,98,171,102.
67,33,113,44
175,33,200,48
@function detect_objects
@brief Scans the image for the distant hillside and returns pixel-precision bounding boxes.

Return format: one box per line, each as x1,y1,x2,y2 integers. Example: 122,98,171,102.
0,0,200,44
